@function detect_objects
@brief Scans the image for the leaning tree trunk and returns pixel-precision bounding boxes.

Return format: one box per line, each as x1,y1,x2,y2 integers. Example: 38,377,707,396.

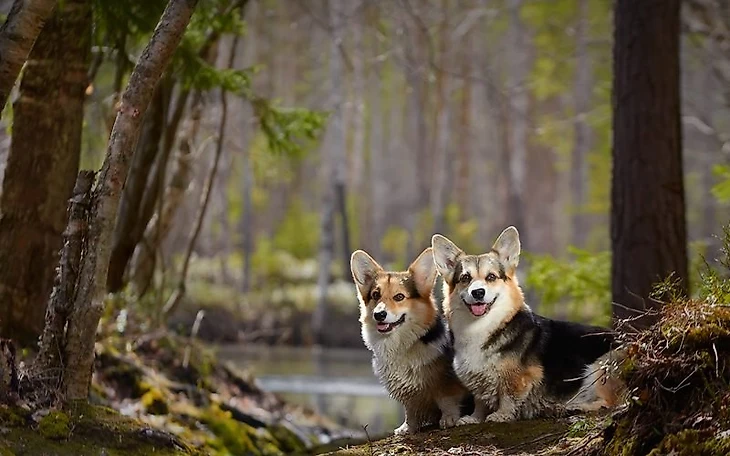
62,0,199,401
0,0,57,115
611,0,687,330
106,82,170,292
0,0,91,346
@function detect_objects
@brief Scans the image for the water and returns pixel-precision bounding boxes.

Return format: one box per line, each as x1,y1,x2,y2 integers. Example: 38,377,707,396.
216,344,404,437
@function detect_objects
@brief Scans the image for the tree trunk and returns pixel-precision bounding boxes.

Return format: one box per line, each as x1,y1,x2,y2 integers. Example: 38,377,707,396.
571,0,592,248
34,171,95,396
313,0,346,345
0,0,57,114
62,0,199,401
107,81,170,292
130,93,203,297
0,0,91,346
505,0,529,239
611,0,687,329
430,0,451,235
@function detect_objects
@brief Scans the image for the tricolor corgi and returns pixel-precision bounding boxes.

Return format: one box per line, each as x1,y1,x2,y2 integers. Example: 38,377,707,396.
431,227,623,423
350,247,469,434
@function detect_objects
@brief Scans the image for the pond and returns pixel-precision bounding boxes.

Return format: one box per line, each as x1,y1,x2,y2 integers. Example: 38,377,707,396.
216,344,404,437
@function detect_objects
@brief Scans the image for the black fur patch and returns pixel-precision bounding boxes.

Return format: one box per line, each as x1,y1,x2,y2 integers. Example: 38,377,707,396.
403,276,420,299
486,310,615,399
451,262,463,289
498,263,508,281
420,317,445,345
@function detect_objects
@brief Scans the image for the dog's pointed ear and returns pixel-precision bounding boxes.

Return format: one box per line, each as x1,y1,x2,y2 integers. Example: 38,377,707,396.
492,226,521,273
350,250,382,299
431,234,463,284
408,247,437,298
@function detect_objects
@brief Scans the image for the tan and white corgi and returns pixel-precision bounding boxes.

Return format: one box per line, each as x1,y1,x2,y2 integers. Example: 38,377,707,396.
431,227,623,423
350,247,469,435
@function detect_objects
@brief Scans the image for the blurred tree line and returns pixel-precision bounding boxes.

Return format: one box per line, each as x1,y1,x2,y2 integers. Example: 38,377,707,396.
0,0,725,351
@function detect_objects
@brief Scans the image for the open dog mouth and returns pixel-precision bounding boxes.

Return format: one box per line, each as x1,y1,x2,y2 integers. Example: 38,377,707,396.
466,295,498,317
376,314,406,333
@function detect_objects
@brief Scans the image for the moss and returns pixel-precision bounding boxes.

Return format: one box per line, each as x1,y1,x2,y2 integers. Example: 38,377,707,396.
324,419,569,456
38,410,71,440
201,405,263,455
141,387,170,415
648,429,730,456
0,404,203,456
268,423,307,454
604,418,639,456
0,406,27,427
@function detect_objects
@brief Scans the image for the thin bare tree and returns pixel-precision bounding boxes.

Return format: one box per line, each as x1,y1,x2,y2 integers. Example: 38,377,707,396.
62,0,200,400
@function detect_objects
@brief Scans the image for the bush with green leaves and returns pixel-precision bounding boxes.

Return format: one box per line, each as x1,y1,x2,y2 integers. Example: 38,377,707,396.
524,247,611,326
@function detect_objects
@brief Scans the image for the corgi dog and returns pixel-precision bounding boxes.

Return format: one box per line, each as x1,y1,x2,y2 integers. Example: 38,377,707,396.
350,247,469,435
431,227,623,423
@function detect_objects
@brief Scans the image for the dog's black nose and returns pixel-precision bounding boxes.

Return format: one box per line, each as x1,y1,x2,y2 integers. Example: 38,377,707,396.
374,310,387,322
471,288,486,300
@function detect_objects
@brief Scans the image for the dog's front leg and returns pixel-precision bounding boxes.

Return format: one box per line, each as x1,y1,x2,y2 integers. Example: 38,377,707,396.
393,408,420,435
457,397,488,425
486,393,521,422
436,396,462,429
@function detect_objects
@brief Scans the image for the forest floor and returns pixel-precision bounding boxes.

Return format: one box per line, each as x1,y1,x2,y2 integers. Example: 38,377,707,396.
0,331,364,455
325,294,730,456
324,416,606,456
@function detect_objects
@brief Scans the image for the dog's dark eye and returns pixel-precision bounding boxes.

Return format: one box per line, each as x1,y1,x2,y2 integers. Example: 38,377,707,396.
486,273,497,282
371,290,381,301
459,273,471,283
393,293,405,302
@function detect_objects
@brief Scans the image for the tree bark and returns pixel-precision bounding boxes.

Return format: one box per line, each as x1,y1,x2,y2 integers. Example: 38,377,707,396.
0,0,91,346
0,0,57,114
34,171,94,395
611,0,687,329
106,81,170,292
62,0,199,401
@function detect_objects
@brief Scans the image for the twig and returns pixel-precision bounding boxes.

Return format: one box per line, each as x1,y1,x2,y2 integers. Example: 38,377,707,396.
362,424,374,456
182,309,205,369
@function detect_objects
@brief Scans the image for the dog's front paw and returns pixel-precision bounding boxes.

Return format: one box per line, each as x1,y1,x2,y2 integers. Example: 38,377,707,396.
393,421,413,435
485,412,513,423
439,413,459,429
457,414,482,425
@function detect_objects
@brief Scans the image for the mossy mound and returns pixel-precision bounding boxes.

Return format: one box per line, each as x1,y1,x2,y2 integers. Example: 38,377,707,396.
89,333,357,455
0,403,201,456
599,299,730,456
325,419,573,456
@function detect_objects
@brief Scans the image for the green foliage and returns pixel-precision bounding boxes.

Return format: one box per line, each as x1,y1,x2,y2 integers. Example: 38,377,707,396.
252,99,328,159
697,224,730,304
524,247,611,325
271,198,320,260
711,165,730,203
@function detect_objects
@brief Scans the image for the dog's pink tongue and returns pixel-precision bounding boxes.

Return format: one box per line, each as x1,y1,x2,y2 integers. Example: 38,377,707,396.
470,304,488,316
377,322,391,331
